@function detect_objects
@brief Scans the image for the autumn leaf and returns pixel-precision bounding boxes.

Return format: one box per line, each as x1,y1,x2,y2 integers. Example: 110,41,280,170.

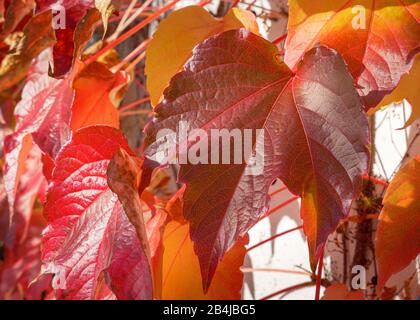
285,0,420,110
42,126,153,300
0,0,35,38
368,55,420,129
35,1,118,77
71,61,129,130
0,210,51,300
321,283,364,300
376,156,420,292
159,220,247,300
0,10,55,90
3,50,72,219
107,147,151,256
145,29,370,287
0,144,46,249
94,0,120,34
145,5,259,106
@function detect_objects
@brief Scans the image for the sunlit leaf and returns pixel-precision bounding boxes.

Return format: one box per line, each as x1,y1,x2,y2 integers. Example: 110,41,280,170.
285,0,420,109
145,29,370,285
145,6,259,106
42,126,153,300
376,156,420,292
159,220,247,300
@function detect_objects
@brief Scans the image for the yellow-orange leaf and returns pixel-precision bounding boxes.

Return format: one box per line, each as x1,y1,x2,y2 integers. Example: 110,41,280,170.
376,156,420,292
70,61,129,130
145,6,259,106
321,283,364,300
159,221,247,299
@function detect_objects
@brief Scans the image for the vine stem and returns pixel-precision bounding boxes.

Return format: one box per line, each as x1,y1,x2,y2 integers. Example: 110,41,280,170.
261,281,314,300
114,0,138,36
85,0,181,65
259,196,299,220
247,225,303,252
269,185,287,197
241,267,310,275
315,245,325,300
111,0,154,39
119,97,150,112
363,174,389,187
231,0,241,7
113,38,150,72
272,33,287,45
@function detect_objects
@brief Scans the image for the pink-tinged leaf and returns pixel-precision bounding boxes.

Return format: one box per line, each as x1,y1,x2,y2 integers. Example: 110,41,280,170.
0,211,51,300
3,50,73,221
145,29,370,287
0,144,47,249
42,125,153,300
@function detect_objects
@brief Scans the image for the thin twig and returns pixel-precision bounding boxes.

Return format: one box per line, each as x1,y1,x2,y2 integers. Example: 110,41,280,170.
260,281,314,300
315,245,325,300
247,225,303,252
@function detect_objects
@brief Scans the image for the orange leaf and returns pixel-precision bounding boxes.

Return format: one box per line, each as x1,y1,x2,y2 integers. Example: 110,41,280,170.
376,156,420,292
145,6,259,106
71,61,129,130
159,220,247,299
285,0,420,109
321,283,364,300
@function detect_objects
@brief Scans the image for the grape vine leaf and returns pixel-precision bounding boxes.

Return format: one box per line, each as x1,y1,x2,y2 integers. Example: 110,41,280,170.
321,283,364,300
3,50,73,220
0,0,35,38
0,10,55,90
71,61,129,130
145,29,370,287
42,126,153,300
159,220,247,300
376,155,420,292
0,144,46,249
35,1,118,77
0,210,51,300
285,0,420,110
107,147,151,255
145,5,259,106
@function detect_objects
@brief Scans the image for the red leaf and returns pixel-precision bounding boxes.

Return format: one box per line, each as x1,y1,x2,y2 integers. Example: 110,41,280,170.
145,29,370,287
0,211,51,300
35,1,117,77
0,144,47,249
42,125,153,300
3,50,72,220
